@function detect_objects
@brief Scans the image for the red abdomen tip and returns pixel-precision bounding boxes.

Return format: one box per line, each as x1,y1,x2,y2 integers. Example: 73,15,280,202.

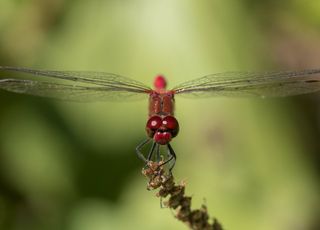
154,75,167,89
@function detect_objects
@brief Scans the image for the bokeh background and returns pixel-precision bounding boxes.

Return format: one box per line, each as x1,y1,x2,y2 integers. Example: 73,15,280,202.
0,1,320,229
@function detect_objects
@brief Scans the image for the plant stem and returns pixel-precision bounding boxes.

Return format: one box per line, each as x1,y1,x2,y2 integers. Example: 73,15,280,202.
142,161,224,230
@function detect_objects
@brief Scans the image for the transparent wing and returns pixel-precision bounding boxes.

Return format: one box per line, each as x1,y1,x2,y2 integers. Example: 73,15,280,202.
0,66,151,101
173,69,320,98
0,79,149,102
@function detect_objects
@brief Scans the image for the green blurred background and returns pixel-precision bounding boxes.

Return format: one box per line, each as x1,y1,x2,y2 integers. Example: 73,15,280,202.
0,0,320,229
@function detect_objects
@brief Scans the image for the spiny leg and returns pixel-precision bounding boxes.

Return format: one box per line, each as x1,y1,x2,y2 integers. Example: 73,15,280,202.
167,143,176,172
144,141,160,171
159,145,173,167
147,141,157,161
135,138,151,162
159,143,177,172
156,144,161,161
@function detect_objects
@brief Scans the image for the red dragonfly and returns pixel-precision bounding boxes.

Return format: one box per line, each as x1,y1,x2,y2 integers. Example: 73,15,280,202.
1,66,320,170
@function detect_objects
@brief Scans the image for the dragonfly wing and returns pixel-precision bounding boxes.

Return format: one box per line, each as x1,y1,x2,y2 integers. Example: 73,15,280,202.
0,79,148,102
0,66,151,101
173,69,320,98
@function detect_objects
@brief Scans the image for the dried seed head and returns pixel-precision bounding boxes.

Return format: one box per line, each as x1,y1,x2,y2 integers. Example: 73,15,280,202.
142,161,224,230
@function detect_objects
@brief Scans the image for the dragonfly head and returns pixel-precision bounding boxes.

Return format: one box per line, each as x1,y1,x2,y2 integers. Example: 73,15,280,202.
154,75,167,90
146,115,179,145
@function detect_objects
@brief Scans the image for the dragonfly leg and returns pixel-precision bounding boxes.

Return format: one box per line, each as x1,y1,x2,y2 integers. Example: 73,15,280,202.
156,144,161,161
135,139,151,162
167,143,176,172
147,141,157,161
143,141,158,170
159,143,176,172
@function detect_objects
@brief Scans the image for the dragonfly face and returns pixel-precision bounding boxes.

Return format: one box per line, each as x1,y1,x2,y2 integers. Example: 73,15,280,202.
146,115,179,145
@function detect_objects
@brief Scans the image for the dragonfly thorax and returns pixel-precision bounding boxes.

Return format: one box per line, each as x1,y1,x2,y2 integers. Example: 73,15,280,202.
148,92,175,117
146,115,179,145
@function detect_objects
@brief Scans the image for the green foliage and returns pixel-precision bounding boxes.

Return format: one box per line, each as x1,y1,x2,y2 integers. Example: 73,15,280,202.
0,1,319,229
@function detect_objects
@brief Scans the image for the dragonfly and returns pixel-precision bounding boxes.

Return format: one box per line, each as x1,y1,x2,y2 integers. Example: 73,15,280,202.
1,66,320,170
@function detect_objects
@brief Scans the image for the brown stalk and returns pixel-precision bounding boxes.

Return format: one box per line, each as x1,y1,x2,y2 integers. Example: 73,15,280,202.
142,161,224,230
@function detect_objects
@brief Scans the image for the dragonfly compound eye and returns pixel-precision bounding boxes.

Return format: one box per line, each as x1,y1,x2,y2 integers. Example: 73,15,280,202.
146,116,162,137
162,116,179,137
